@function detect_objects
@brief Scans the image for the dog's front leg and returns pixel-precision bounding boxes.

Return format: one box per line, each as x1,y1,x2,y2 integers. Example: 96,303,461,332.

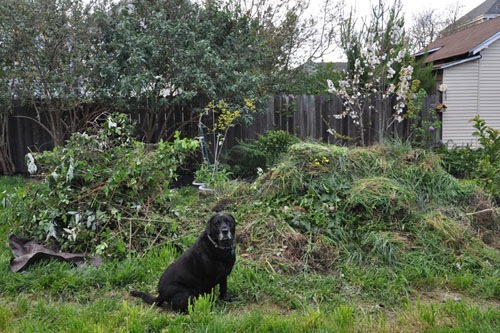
219,277,232,302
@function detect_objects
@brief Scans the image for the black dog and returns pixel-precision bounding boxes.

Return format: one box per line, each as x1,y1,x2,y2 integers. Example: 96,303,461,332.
130,213,236,312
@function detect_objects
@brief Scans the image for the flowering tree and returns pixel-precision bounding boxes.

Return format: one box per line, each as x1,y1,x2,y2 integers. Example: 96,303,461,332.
327,0,415,145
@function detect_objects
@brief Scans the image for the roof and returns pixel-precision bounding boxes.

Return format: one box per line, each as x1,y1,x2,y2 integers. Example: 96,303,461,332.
298,61,347,74
418,16,500,64
453,0,500,30
432,55,481,70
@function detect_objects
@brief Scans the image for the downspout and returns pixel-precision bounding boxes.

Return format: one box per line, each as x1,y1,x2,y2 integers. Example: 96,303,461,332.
475,54,481,148
476,54,481,117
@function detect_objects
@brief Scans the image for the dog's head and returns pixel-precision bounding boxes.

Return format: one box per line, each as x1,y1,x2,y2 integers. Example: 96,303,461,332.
207,213,235,249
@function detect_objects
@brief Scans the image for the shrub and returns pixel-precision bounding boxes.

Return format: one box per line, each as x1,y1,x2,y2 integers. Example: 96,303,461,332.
256,130,299,166
470,116,500,198
15,113,198,257
440,116,500,200
226,142,267,179
227,130,299,178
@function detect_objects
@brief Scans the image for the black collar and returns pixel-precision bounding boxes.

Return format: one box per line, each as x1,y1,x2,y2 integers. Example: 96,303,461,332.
207,233,234,252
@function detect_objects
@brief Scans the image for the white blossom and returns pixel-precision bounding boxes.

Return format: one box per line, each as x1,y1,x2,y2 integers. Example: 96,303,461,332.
326,16,412,143
327,79,336,94
108,117,117,128
26,153,37,175
159,88,170,98
66,157,74,183
387,67,396,78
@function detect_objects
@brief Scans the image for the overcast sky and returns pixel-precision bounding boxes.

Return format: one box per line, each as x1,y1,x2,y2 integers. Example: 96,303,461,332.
312,0,485,61
346,0,484,24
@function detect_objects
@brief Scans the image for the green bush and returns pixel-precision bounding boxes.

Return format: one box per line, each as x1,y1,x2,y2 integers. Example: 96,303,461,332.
256,130,300,166
16,113,198,257
227,130,299,178
407,88,442,148
226,142,267,179
440,116,500,200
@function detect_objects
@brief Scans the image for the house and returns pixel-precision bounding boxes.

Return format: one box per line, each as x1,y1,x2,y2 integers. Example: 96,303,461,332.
449,0,500,32
416,15,500,146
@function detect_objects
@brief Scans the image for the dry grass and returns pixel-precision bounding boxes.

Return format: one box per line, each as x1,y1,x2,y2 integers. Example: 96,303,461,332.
423,212,470,246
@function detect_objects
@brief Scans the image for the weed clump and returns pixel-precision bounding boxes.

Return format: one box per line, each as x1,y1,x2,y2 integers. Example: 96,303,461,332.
344,177,416,231
257,142,347,199
389,148,473,206
423,212,470,246
288,142,347,160
14,114,199,258
345,146,388,177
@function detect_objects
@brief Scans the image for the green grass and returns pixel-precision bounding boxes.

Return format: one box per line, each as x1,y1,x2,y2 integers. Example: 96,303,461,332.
0,286,498,332
1,141,499,332
0,239,498,332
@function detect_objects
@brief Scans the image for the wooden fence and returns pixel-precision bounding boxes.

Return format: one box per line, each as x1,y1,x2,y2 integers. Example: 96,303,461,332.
5,94,439,174
226,93,439,148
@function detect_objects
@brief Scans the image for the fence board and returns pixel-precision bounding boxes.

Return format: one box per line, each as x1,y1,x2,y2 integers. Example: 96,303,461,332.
5,94,438,174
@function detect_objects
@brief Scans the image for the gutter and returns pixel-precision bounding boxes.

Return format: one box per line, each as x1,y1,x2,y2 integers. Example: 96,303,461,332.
471,31,500,55
414,46,442,58
433,55,482,70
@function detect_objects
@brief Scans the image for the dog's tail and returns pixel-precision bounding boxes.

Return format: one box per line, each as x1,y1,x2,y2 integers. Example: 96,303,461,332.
130,290,158,305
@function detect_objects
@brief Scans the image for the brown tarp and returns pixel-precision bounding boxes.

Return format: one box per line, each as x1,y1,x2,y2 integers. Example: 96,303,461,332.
9,234,102,272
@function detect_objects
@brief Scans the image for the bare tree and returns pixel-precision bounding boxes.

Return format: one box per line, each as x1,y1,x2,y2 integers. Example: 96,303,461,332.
439,2,466,36
220,0,346,68
408,1,465,51
408,9,443,52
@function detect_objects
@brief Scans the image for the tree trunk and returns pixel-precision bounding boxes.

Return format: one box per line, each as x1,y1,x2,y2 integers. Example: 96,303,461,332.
0,116,15,175
359,109,365,146
48,105,65,147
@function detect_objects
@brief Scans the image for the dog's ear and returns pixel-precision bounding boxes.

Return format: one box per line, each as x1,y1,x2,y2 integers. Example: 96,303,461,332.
225,213,236,225
207,214,217,228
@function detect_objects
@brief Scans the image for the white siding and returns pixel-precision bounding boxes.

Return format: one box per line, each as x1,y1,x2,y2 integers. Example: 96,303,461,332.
442,60,479,146
478,39,500,131
442,38,500,146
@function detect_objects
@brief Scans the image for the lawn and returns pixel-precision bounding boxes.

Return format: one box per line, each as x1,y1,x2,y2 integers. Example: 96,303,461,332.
0,139,499,332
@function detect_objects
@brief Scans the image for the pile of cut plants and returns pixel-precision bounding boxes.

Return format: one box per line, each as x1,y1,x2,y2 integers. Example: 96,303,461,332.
238,142,498,282
0,121,498,331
